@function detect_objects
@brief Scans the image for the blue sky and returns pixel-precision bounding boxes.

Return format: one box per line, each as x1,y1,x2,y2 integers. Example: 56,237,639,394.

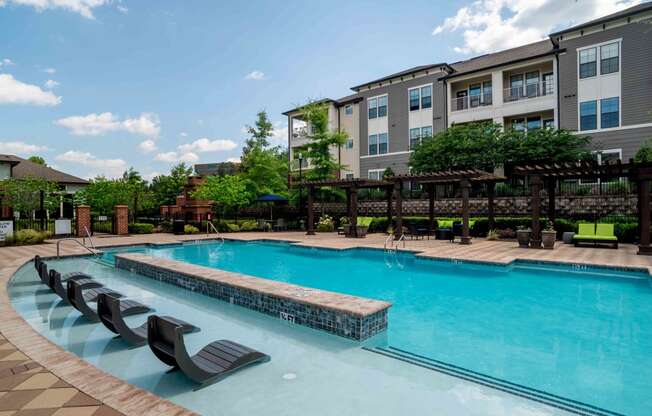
0,0,642,179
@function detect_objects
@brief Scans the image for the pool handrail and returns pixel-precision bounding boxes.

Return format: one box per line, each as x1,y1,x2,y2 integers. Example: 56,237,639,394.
56,238,98,259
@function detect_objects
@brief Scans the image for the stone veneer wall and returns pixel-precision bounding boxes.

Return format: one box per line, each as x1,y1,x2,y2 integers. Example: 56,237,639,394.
114,253,390,341
312,195,638,217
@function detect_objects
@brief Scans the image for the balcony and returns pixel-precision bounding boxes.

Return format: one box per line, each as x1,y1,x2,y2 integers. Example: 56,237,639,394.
292,126,309,141
503,81,554,103
290,159,311,171
450,93,492,112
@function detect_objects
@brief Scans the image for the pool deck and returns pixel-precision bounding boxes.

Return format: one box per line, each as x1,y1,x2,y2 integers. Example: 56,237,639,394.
1,231,651,415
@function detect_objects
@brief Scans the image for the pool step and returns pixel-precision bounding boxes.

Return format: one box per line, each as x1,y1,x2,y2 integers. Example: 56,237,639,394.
363,346,624,416
92,257,114,268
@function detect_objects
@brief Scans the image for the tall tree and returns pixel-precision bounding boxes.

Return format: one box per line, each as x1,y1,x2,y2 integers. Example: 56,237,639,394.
192,175,252,218
0,177,58,217
298,101,347,180
121,168,147,219
242,111,274,156
27,156,46,165
150,163,193,206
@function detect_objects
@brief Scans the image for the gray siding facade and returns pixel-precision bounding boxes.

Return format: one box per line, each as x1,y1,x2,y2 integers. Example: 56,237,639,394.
358,71,447,177
558,20,652,157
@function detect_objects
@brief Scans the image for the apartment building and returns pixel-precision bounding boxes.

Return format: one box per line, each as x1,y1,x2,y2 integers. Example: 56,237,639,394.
285,3,652,179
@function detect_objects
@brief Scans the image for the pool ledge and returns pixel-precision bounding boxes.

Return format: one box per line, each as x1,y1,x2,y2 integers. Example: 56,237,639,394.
114,253,392,341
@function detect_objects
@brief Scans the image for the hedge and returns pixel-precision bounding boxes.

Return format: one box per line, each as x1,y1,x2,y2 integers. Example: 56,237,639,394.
2,229,51,246
128,223,154,234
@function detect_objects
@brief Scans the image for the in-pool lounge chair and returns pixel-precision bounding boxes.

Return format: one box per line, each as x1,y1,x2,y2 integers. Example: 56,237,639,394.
67,279,149,322
147,315,270,389
573,223,619,248
48,269,98,301
98,293,199,347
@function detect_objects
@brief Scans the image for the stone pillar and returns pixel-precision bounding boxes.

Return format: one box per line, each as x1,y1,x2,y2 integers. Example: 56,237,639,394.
75,205,91,237
114,205,129,235
460,180,472,245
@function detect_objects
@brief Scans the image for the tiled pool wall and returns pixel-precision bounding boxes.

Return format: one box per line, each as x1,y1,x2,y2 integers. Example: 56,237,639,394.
114,254,389,341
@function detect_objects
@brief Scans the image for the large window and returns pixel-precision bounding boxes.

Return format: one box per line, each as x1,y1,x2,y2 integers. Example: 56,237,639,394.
580,100,597,131
482,81,492,104
345,105,353,115
368,98,377,119
600,97,619,128
409,89,420,111
525,71,539,97
542,72,554,96
579,47,597,78
527,117,542,130
509,74,524,99
469,84,482,107
600,42,619,75
511,118,525,132
368,134,378,155
421,85,432,109
378,133,388,154
409,128,420,150
421,126,432,138
368,169,384,180
378,95,387,118
346,139,354,149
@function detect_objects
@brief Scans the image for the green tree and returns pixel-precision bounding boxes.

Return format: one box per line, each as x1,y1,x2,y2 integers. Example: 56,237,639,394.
635,138,652,163
0,177,59,217
150,163,193,206
242,111,274,156
298,101,347,180
28,156,46,165
121,168,148,219
75,177,130,215
410,122,503,172
501,127,591,165
192,175,252,218
241,146,288,196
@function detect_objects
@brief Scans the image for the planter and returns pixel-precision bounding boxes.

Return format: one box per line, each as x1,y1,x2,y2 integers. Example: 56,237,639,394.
355,225,369,238
541,230,556,249
516,229,531,248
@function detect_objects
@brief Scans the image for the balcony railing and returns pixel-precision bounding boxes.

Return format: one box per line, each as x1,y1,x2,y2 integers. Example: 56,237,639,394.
290,159,311,171
292,126,308,141
503,81,555,103
450,93,492,112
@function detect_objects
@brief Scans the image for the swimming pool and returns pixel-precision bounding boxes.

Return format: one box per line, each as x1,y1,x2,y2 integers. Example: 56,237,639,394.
9,240,652,415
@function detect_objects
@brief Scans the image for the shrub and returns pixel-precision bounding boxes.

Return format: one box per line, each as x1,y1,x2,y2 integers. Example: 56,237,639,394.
225,223,240,232
615,222,637,243
184,224,200,234
4,229,50,246
357,217,373,227
240,220,258,231
369,217,389,233
128,223,154,234
316,214,335,232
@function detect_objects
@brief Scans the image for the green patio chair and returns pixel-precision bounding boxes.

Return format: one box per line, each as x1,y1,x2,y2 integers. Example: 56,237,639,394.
573,223,618,248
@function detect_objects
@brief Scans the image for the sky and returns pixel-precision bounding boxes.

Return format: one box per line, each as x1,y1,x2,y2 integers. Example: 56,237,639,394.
0,0,643,180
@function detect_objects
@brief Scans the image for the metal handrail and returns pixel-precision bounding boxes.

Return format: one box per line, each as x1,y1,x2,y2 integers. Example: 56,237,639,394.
82,226,95,250
207,221,224,243
384,234,394,251
394,234,406,252
56,238,98,259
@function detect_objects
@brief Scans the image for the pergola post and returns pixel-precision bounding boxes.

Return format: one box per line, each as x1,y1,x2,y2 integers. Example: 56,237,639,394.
638,179,652,255
350,186,358,238
460,180,472,245
394,180,403,240
385,186,393,229
487,182,495,230
306,185,315,235
547,179,556,225
428,183,435,232
530,175,542,248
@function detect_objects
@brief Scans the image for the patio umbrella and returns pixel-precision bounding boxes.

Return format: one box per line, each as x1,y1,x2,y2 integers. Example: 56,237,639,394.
255,194,288,220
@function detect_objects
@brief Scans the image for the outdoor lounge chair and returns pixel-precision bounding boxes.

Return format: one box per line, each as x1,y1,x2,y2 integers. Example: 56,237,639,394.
67,279,147,322
147,315,270,389
98,293,199,347
272,218,287,232
48,269,97,301
573,223,619,248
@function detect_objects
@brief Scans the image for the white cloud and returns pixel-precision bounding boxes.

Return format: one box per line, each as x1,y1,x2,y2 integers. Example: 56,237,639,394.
154,151,199,163
0,0,111,19
226,157,240,163
0,74,61,106
43,67,56,74
44,79,59,89
138,139,157,153
55,112,160,137
180,132,188,137
0,58,14,67
143,171,160,181
178,138,237,153
0,140,48,155
116,4,127,14
55,150,127,178
432,0,642,54
270,121,288,146
245,70,266,81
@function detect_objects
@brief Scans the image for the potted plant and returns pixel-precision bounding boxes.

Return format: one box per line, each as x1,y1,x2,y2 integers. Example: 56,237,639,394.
516,226,531,248
541,221,556,250
354,217,373,238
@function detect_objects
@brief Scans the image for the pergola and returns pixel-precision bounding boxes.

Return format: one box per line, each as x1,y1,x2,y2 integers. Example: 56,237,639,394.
299,169,505,243
512,160,652,254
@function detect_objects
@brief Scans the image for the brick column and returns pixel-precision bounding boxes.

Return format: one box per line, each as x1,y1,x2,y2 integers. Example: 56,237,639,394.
75,205,91,237
114,205,129,235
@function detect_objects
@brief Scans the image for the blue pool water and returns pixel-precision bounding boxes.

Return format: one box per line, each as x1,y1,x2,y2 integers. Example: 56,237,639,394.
96,240,652,416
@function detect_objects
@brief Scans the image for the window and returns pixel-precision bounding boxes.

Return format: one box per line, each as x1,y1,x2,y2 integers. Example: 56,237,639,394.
409,128,420,150
600,149,621,165
368,169,384,180
409,89,420,111
525,71,539,97
512,118,525,131
346,139,354,149
368,98,377,119
543,118,555,128
345,105,353,115
527,117,542,130
580,100,597,131
421,85,432,109
469,84,482,107
600,97,619,128
542,73,554,96
378,133,388,154
368,134,378,155
378,95,387,117
579,47,597,78
482,81,492,105
421,126,432,138
600,42,619,75
509,74,524,99
345,173,354,180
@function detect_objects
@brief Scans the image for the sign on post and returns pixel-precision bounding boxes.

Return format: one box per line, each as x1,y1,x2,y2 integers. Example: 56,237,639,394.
0,221,13,242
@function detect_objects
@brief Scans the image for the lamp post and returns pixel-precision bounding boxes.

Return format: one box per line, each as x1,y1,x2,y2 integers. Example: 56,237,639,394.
298,153,304,227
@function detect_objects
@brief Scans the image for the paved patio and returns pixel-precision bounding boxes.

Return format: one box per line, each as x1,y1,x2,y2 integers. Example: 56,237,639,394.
1,231,651,415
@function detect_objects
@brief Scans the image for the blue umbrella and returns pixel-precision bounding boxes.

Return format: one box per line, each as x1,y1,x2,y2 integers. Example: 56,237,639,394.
255,194,288,220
